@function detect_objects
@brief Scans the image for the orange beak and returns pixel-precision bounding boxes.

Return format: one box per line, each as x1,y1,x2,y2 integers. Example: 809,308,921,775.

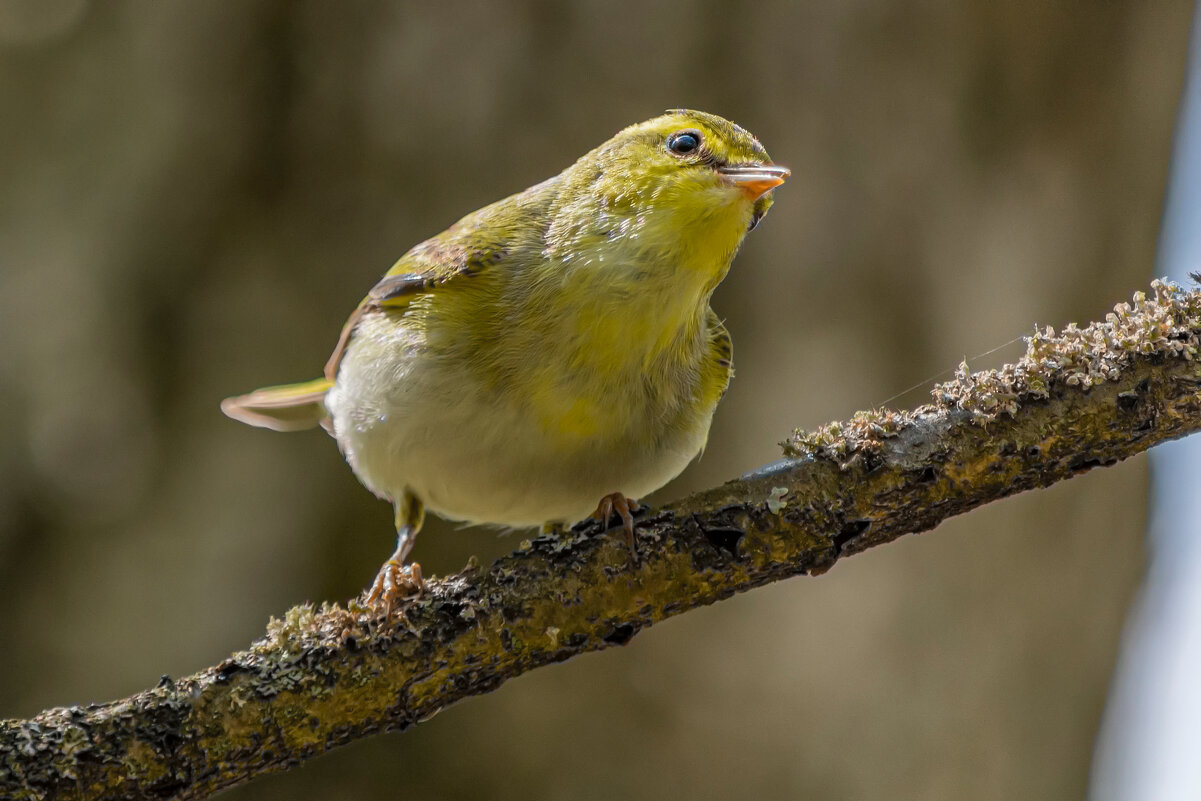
718,163,791,199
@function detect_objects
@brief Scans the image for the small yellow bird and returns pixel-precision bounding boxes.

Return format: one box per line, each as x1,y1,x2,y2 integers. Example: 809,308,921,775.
222,109,788,609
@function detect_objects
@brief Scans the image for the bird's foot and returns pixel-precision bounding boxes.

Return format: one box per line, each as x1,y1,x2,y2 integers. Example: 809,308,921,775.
591,492,642,563
364,559,425,617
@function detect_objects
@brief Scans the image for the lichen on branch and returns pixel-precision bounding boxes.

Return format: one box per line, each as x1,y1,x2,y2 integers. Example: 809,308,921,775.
789,278,1199,464
3,281,1201,801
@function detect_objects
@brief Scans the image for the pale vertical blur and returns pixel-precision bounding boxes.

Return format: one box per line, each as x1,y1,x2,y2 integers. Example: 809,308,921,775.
0,2,1188,799
1091,5,1201,799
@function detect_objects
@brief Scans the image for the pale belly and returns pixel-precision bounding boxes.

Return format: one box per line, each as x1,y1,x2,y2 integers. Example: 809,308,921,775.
323,315,717,527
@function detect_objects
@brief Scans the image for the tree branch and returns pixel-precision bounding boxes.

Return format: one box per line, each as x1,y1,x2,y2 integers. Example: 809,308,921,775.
4,281,1201,801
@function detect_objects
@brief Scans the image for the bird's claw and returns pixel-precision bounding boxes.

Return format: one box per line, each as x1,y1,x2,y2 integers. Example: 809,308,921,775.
591,492,642,563
365,559,425,617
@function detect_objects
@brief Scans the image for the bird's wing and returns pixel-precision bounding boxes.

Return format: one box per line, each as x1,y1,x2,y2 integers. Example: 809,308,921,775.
223,178,557,431
321,173,564,382
321,244,499,379
222,252,484,431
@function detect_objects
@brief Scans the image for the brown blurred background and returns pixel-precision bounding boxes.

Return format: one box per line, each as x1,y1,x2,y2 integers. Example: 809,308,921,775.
0,2,1190,799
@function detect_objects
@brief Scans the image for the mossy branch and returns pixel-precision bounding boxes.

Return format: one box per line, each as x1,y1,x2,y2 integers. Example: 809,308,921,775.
5,281,1201,801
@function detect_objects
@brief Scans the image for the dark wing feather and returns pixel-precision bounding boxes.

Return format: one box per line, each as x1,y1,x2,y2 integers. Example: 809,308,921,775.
322,225,522,381
322,176,557,381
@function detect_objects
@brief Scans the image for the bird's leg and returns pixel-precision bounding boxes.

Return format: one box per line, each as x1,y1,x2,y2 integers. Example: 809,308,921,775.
590,492,642,562
365,492,426,616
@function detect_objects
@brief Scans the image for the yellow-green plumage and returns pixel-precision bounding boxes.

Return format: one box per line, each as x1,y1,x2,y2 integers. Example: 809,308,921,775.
222,109,786,591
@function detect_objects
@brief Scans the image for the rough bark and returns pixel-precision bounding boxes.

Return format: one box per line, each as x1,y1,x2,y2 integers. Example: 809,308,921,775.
4,281,1201,801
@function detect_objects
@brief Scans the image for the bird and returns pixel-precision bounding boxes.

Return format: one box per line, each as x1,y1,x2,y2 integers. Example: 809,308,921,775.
221,109,788,611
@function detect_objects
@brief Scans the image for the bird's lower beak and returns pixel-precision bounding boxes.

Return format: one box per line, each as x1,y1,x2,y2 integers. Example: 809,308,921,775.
718,163,791,199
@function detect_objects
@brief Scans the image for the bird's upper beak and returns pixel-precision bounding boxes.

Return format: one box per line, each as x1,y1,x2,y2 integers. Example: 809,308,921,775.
718,163,790,200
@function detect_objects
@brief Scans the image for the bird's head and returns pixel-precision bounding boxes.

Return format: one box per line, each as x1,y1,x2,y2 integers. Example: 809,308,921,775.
550,110,788,280
580,109,787,225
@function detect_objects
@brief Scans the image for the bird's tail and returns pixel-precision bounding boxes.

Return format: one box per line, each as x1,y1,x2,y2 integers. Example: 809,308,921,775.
220,377,333,432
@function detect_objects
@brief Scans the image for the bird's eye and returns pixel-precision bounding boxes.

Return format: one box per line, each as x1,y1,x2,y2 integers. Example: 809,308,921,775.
666,130,702,156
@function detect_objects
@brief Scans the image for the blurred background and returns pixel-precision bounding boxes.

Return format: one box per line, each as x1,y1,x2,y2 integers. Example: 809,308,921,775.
0,2,1192,799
